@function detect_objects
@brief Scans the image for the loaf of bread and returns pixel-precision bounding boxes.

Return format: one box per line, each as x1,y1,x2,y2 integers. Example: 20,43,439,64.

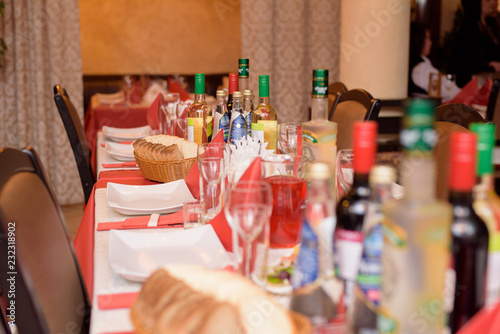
133,135,198,161
131,265,311,334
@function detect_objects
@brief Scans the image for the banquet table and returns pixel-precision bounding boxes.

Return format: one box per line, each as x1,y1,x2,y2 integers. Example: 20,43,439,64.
85,104,149,154
95,132,140,178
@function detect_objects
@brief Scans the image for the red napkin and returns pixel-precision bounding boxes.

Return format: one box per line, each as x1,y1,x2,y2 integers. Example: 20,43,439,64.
101,162,138,169
97,211,184,231
184,130,225,199
297,125,303,155
446,77,493,107
146,93,163,130
208,157,262,251
167,77,190,101
457,302,500,333
97,292,139,310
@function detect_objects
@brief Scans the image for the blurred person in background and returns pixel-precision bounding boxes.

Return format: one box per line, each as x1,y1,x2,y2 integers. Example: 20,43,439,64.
450,0,500,87
409,22,461,100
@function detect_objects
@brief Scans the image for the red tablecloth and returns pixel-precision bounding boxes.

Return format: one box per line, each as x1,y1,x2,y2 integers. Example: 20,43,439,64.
73,171,156,298
85,105,149,153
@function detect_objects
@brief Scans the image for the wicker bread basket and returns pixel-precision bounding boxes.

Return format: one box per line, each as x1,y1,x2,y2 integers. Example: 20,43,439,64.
134,152,196,183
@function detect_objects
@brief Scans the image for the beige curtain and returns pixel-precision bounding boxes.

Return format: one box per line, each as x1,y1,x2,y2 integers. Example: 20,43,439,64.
241,0,340,123
0,0,84,205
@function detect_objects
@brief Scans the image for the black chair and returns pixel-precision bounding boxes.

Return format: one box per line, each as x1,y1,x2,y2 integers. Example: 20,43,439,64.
0,147,91,333
330,88,382,151
435,103,485,129
53,84,95,204
328,82,348,120
486,79,500,144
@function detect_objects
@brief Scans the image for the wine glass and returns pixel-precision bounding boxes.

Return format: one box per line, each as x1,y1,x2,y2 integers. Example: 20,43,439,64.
197,142,230,222
224,180,273,279
160,93,180,135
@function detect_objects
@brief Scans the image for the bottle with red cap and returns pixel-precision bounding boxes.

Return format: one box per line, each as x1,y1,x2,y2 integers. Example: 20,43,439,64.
447,132,489,334
378,99,452,334
227,73,238,120
333,120,378,309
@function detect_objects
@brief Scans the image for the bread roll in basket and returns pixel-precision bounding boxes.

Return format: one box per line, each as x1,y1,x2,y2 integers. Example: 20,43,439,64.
133,135,198,182
131,265,312,334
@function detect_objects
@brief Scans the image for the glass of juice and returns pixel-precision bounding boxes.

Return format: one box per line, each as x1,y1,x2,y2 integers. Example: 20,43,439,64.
261,154,309,294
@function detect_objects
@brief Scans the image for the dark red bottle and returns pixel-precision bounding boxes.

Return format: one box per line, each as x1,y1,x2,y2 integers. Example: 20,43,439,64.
448,132,489,333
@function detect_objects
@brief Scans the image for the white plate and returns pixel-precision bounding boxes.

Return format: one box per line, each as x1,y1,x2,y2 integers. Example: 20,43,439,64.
109,225,232,281
107,180,194,215
106,142,135,161
102,125,151,141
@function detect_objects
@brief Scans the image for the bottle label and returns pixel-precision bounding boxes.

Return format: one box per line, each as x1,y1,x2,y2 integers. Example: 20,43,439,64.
313,79,328,98
357,224,383,306
207,116,213,138
334,228,363,281
238,64,249,78
187,117,203,144
251,123,265,143
187,118,194,142
245,111,253,137
259,120,277,152
291,221,319,289
400,125,436,152
229,115,247,144
218,113,230,143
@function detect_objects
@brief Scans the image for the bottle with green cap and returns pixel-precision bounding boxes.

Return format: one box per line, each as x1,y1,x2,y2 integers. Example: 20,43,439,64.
301,69,337,181
251,75,278,152
311,69,329,120
187,73,212,144
378,99,452,334
470,122,500,306
238,58,250,91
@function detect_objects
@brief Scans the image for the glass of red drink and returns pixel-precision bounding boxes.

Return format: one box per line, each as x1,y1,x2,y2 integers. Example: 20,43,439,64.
261,154,309,293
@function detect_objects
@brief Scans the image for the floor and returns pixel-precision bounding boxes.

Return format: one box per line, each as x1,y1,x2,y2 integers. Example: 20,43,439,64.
61,202,85,240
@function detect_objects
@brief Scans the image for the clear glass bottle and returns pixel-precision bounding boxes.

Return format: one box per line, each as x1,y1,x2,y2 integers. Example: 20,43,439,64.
350,165,396,334
378,99,452,334
228,91,247,144
301,69,337,177
214,89,230,143
311,69,329,121
243,89,254,137
290,162,344,331
251,75,278,152
334,121,378,309
238,58,250,92
187,73,211,144
227,73,238,120
470,122,500,306
447,132,488,334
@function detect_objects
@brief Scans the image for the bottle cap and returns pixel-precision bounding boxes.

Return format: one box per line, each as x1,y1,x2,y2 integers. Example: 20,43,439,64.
259,75,270,98
306,162,332,180
243,89,253,96
238,59,250,78
449,132,476,191
216,89,227,97
312,69,328,98
370,165,396,185
228,73,238,94
194,73,205,95
400,98,436,152
353,121,378,174
470,122,495,175
233,91,243,98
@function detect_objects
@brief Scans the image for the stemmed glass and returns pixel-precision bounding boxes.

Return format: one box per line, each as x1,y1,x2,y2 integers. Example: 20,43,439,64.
197,142,230,222
224,180,273,279
160,93,180,135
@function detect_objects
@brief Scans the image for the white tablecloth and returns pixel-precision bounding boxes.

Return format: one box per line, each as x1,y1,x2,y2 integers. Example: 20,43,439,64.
96,132,139,179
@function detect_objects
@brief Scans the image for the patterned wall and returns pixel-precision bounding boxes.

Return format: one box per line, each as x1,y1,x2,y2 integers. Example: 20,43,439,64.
241,0,340,123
